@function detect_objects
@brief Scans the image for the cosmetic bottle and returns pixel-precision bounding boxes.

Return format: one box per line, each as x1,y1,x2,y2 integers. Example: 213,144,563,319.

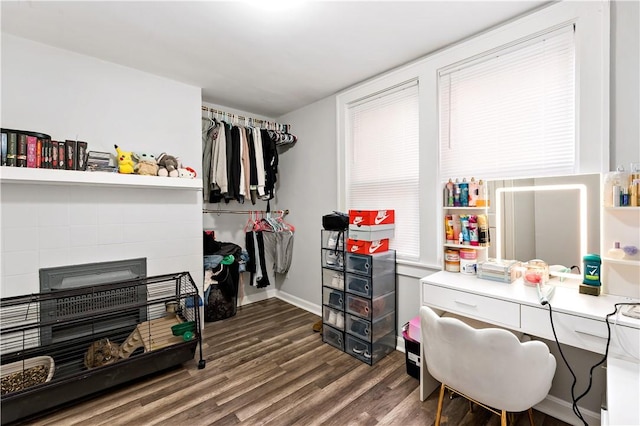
468,177,478,207
604,165,628,207
607,242,626,259
445,179,454,207
453,178,461,207
459,178,469,207
476,179,489,207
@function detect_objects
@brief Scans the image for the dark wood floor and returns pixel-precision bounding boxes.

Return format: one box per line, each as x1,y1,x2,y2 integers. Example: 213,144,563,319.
26,298,570,426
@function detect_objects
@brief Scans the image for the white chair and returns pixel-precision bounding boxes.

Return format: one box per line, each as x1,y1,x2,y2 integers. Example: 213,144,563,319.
420,306,556,426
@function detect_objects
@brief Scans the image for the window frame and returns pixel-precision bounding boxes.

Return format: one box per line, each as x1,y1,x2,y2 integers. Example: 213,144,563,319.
336,1,609,273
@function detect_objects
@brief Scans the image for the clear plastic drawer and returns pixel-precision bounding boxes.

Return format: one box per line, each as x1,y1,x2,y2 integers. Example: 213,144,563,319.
321,229,345,251
322,249,344,270
323,287,344,311
323,306,345,331
345,333,395,365
345,292,395,321
345,250,395,277
323,324,344,351
345,273,394,298
346,311,395,343
322,268,344,290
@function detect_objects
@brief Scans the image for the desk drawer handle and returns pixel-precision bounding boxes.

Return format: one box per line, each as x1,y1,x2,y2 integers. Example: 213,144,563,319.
574,329,607,340
454,300,477,308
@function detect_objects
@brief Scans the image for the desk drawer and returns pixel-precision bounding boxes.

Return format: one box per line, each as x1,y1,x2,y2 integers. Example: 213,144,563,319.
521,305,640,357
423,284,520,328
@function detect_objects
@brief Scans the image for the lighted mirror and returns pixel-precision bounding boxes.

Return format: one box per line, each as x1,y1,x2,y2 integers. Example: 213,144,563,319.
488,174,600,276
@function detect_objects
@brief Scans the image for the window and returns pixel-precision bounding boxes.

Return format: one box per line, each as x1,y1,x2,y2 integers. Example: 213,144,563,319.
439,25,576,181
346,81,419,260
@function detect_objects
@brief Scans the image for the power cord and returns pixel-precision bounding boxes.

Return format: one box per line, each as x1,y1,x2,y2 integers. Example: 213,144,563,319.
546,302,640,426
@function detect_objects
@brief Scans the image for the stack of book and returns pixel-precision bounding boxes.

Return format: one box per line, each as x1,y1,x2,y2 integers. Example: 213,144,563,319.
86,151,117,172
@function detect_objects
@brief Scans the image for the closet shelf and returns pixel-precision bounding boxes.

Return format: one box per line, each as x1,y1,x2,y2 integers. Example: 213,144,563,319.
443,243,488,250
0,167,202,190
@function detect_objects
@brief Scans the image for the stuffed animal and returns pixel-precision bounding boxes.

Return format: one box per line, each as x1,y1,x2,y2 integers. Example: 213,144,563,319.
114,145,135,174
133,152,159,176
178,167,197,179
157,152,180,177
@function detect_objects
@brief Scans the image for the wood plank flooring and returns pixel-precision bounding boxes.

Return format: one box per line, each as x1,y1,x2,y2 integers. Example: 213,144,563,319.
22,298,571,426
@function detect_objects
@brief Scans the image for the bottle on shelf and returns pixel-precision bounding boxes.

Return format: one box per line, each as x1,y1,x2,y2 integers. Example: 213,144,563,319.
607,242,626,259
476,179,489,207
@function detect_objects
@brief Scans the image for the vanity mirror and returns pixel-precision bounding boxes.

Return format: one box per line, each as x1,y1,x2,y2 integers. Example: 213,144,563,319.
488,173,601,275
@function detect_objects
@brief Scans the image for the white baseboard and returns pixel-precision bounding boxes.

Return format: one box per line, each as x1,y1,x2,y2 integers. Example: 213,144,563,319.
275,290,322,317
534,394,600,426
238,289,278,306
396,335,405,352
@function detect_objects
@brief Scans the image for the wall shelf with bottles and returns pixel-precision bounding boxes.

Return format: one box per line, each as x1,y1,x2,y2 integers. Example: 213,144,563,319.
602,257,640,266
0,167,203,190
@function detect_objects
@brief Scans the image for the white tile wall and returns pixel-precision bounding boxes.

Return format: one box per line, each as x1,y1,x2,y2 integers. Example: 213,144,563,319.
0,183,203,297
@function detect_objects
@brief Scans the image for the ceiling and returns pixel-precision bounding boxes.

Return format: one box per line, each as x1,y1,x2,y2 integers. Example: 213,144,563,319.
1,1,549,118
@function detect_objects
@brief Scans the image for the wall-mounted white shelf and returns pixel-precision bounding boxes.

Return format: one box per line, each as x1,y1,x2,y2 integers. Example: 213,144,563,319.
602,257,640,266
0,167,202,190
604,206,640,211
442,206,488,210
443,243,488,250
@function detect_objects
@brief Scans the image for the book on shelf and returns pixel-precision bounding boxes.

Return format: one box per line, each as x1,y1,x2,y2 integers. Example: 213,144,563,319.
57,140,66,169
1,132,7,166
51,140,59,169
65,140,75,170
6,132,17,166
27,136,37,168
76,141,88,171
16,134,27,167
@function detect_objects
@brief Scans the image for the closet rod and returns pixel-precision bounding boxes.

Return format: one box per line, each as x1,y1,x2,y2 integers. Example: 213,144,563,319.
201,105,291,131
203,208,289,216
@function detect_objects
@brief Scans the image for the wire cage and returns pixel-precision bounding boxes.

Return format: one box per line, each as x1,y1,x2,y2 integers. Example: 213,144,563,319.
0,271,205,424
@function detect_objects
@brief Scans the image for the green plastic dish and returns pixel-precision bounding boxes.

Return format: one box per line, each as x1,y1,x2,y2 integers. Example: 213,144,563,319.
171,321,195,336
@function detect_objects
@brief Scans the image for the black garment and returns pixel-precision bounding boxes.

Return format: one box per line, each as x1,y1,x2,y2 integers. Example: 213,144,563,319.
260,128,278,200
247,129,258,205
223,122,234,203
228,126,242,203
255,231,271,288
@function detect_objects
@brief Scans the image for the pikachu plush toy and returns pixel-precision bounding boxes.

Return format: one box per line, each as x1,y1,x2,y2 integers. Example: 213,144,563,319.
114,144,135,174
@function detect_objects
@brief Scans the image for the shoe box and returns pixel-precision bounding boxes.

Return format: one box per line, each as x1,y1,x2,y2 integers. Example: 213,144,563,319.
346,238,389,255
348,210,395,242
349,210,395,226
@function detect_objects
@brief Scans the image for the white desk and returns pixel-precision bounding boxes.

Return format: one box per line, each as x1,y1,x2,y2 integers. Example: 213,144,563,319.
419,271,640,425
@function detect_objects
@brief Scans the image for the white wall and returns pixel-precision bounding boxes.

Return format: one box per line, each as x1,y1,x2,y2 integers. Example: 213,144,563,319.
610,0,640,169
277,1,637,418
0,34,203,297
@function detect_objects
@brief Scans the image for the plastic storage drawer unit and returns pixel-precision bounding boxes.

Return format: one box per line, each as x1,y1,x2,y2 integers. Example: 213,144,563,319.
346,311,395,343
345,333,396,365
345,251,395,277
346,292,395,321
323,324,344,351
323,287,344,311
345,272,394,298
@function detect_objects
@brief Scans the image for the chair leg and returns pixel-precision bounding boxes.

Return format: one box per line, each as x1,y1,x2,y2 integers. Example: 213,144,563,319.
501,410,507,426
435,383,445,426
527,407,535,426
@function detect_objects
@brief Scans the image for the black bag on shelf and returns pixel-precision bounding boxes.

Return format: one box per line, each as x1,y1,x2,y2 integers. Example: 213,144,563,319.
322,211,348,231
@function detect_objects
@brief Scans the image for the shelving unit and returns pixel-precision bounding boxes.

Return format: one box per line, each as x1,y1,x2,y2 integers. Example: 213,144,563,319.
320,230,397,365
601,205,640,299
442,205,490,272
0,167,203,190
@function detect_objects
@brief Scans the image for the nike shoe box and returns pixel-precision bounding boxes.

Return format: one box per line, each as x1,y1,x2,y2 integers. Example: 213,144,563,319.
347,238,389,255
348,225,395,241
349,209,395,226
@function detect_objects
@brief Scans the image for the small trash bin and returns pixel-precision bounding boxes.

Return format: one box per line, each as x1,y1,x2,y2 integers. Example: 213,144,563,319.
402,315,421,380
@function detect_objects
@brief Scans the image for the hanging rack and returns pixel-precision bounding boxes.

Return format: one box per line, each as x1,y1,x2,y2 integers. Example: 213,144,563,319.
201,105,291,133
203,208,289,216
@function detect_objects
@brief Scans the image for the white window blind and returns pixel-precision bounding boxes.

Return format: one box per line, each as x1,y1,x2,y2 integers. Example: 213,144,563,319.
347,81,419,260
439,25,576,181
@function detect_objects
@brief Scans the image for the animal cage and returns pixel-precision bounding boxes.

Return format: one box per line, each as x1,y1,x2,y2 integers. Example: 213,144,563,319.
0,271,205,425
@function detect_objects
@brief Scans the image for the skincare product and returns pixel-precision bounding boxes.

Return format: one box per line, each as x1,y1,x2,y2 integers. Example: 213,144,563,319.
604,166,628,207
469,177,478,207
459,178,469,207
454,178,461,206
478,214,490,247
476,179,489,207
607,242,626,259
445,179,454,207
445,215,454,243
